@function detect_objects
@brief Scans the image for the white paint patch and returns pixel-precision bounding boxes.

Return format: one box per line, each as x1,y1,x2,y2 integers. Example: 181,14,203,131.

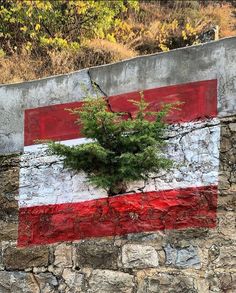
19,118,220,208
24,137,94,153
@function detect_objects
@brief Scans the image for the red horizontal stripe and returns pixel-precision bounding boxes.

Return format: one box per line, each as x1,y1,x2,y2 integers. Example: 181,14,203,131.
24,101,83,146
109,79,217,122
24,80,217,146
18,185,217,247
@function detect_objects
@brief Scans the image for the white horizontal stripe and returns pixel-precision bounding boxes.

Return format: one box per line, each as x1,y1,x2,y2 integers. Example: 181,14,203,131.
24,137,94,153
19,118,220,208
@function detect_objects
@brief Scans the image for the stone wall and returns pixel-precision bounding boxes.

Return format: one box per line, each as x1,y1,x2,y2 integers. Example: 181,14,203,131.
19,119,220,208
0,117,235,292
0,38,236,292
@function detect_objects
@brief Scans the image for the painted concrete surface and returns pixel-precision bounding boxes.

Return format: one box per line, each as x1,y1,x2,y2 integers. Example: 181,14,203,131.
23,79,217,148
18,185,218,246
0,69,98,154
0,34,235,290
0,37,236,155
1,116,235,291
89,37,236,117
19,119,220,208
7,62,221,247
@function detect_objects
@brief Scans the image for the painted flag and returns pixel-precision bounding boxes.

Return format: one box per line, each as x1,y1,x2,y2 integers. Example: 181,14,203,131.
18,79,220,246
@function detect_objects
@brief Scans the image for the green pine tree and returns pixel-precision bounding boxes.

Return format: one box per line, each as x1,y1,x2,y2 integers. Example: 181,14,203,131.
48,93,174,196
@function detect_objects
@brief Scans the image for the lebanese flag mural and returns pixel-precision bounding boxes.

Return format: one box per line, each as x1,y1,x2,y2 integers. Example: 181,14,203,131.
18,79,220,246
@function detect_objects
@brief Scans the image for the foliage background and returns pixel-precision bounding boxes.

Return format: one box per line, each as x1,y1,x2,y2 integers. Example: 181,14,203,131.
0,0,236,84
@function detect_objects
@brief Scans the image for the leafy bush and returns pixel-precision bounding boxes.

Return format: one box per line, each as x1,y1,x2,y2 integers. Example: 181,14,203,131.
1,0,235,84
122,1,236,54
48,94,174,196
0,0,138,54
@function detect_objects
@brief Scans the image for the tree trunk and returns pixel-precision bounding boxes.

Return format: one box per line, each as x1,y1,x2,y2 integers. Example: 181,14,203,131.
108,181,127,196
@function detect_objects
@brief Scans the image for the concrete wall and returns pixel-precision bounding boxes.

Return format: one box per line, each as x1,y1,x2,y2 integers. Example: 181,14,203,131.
1,37,236,155
0,37,235,292
89,37,236,117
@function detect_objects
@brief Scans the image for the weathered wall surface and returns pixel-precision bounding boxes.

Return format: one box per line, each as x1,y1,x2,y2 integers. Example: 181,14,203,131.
89,37,236,118
19,119,220,208
0,69,96,155
0,118,235,292
0,37,236,292
0,37,236,155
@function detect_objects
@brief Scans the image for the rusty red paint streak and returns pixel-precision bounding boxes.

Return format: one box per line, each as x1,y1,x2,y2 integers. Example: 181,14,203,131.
18,185,218,247
24,80,217,146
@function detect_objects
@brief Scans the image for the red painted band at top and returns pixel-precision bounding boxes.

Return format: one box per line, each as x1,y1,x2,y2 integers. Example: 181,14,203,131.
24,101,83,146
24,79,217,146
18,185,217,247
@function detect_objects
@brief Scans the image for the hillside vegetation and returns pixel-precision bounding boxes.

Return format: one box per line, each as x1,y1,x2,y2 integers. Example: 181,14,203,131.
0,0,236,84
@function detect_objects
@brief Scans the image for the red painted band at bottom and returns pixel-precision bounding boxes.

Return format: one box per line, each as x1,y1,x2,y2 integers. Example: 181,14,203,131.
18,185,217,247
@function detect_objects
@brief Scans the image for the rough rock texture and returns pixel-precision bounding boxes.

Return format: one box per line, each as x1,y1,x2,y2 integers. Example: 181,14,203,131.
88,270,134,293
75,239,119,270
136,270,199,293
62,268,84,292
0,271,58,293
0,155,19,242
3,244,49,270
164,244,200,268
121,244,159,268
0,117,235,292
54,243,73,268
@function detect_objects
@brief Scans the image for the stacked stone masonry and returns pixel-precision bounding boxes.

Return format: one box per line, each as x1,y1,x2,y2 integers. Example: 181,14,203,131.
0,116,235,293
0,38,236,292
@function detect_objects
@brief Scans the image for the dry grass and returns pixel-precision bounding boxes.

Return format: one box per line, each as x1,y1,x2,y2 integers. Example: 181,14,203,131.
0,41,136,84
0,1,235,84
88,39,136,60
199,3,236,38
0,52,41,84
124,1,236,54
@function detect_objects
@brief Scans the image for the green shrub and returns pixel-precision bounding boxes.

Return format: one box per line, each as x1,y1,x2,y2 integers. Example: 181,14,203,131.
48,93,174,196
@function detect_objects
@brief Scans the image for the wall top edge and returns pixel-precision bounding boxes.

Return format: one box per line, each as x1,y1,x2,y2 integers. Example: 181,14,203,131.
88,36,236,70
0,36,235,88
0,68,89,89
